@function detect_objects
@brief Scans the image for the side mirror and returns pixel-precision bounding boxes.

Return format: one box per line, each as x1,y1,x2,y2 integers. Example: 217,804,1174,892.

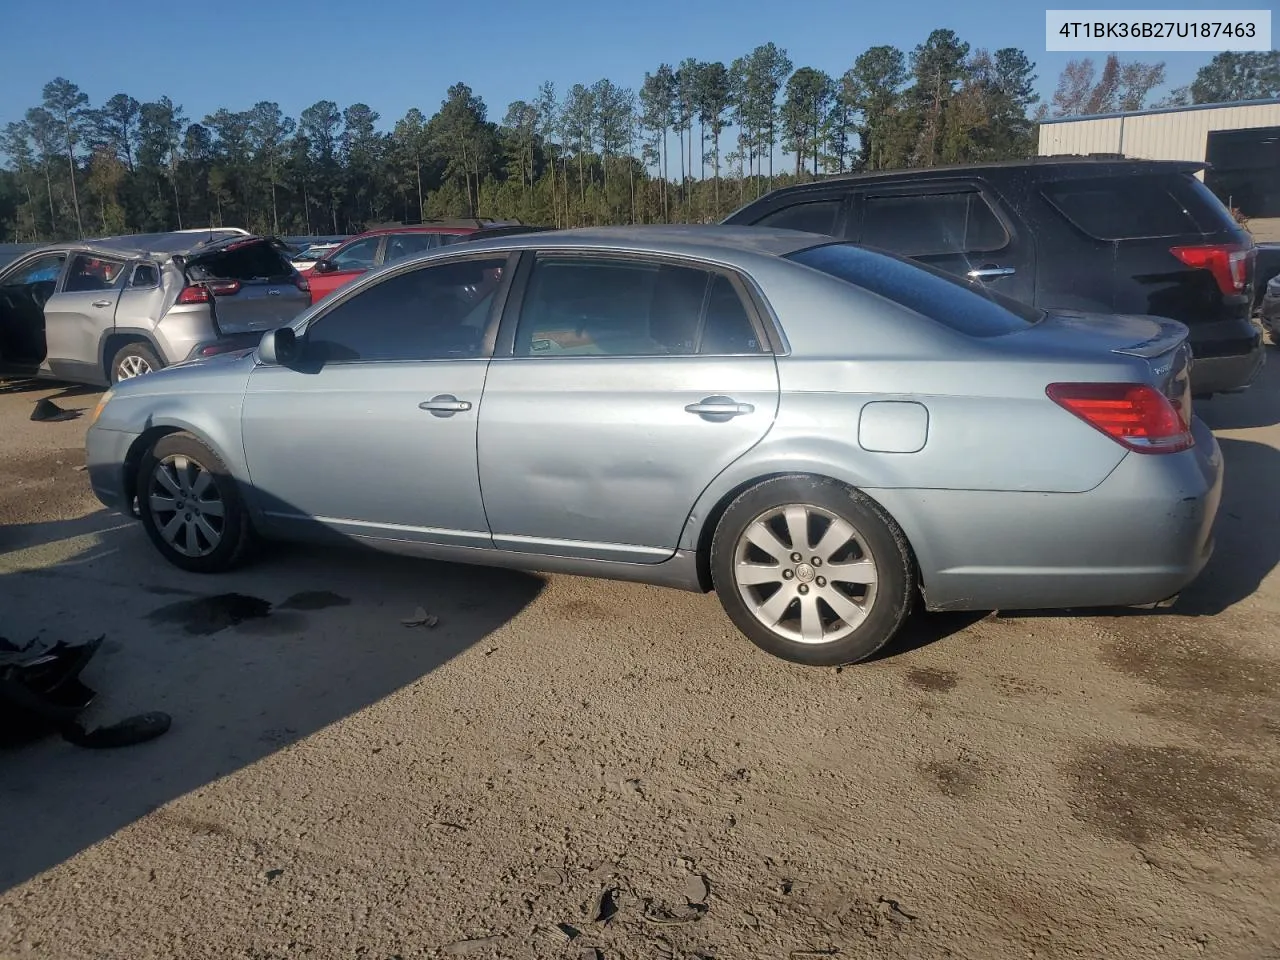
312,258,335,274
257,327,299,366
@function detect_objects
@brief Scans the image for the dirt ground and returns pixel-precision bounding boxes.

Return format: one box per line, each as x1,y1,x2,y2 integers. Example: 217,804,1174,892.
0,358,1278,960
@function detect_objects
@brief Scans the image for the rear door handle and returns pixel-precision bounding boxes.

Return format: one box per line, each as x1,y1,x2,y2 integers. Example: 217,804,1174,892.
685,396,755,421
419,394,472,417
966,265,1016,280
91,299,113,308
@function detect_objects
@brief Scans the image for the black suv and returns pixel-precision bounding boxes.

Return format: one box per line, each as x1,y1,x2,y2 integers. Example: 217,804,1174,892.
723,158,1263,397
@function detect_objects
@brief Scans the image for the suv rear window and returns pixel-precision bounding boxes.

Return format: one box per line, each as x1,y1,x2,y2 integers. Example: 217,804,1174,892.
787,242,1040,337
186,239,294,281
1041,173,1233,241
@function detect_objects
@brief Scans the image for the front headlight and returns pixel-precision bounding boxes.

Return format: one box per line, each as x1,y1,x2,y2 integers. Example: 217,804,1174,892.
87,388,114,428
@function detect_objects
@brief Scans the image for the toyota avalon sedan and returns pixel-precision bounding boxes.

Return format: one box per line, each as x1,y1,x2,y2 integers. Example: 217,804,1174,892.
84,225,1222,666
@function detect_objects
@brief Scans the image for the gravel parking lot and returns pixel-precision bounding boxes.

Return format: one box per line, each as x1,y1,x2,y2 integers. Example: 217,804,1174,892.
1,359,1278,960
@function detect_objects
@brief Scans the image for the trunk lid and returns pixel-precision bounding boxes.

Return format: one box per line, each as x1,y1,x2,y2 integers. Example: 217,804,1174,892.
183,237,310,335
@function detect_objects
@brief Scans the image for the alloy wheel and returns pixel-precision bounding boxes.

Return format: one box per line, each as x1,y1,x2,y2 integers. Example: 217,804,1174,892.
732,503,879,645
117,354,153,379
147,454,226,558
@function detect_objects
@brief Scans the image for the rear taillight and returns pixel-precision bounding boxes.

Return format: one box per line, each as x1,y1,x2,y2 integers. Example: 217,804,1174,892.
176,279,240,303
1170,243,1253,296
1046,382,1194,454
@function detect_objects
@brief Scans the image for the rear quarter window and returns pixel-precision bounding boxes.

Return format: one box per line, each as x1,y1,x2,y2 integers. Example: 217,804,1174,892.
1041,173,1234,241
753,199,841,235
787,243,1040,338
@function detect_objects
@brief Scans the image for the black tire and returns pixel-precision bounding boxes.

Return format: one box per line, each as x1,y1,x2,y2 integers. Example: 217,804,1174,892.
109,341,164,384
136,432,255,573
710,475,915,667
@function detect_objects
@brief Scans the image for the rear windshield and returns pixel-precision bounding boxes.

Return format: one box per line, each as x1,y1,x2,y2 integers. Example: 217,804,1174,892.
786,242,1041,337
1041,173,1235,241
186,239,294,281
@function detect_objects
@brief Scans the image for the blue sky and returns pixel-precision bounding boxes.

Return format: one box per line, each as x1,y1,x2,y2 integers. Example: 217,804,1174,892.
0,0,1219,131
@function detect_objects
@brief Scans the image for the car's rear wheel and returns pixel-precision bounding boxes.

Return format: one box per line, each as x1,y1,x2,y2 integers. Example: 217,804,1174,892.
710,476,915,666
110,342,163,383
136,432,254,573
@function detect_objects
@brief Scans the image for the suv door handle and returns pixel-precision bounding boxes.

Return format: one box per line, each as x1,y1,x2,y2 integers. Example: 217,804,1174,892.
91,299,113,308
967,265,1016,280
419,394,472,417
685,396,755,421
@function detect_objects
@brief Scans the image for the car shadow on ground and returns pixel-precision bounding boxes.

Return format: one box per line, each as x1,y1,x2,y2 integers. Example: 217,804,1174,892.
1194,342,1280,431
0,508,544,893
0,378,101,401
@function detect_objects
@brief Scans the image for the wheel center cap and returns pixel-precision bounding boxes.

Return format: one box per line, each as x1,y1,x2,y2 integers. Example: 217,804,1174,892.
795,563,816,583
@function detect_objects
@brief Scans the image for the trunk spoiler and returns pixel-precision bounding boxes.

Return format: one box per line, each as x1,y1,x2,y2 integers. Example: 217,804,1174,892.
1107,316,1189,359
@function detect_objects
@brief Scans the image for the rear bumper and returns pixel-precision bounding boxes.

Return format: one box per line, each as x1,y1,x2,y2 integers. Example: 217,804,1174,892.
1190,331,1265,395
1261,293,1280,327
872,417,1223,612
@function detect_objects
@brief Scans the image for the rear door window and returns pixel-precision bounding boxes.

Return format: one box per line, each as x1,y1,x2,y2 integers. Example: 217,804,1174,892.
64,254,127,292
753,199,842,235
1041,174,1232,240
858,191,1009,257
512,256,765,358
788,242,1039,337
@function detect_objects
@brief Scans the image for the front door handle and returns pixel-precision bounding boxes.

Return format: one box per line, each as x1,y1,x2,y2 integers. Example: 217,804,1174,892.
91,299,113,308
966,265,1016,280
419,394,472,417
685,396,755,422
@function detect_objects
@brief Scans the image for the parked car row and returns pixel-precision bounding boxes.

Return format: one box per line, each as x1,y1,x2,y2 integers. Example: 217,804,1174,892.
304,219,525,302
2,155,1260,666
722,157,1265,397
0,231,308,385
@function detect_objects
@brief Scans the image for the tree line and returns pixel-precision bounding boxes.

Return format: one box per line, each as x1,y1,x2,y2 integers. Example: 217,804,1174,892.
1,43,1276,244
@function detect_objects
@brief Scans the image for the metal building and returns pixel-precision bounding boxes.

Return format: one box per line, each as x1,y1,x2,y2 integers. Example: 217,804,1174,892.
1038,99,1280,220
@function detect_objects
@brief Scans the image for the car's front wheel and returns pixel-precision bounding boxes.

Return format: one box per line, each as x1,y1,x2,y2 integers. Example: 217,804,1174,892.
711,476,915,666
136,432,254,573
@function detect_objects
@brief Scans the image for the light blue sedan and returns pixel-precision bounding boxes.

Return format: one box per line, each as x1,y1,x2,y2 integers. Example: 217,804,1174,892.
85,226,1222,665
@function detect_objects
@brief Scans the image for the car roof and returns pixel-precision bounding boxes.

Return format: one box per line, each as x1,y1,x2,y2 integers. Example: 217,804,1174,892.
747,156,1207,195
30,230,271,260
449,223,829,260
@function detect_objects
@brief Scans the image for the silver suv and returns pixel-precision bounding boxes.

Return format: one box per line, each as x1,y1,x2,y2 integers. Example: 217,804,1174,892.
0,230,311,386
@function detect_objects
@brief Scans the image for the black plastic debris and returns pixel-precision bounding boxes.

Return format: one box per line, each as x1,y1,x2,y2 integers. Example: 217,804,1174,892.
62,712,172,749
30,397,80,423
0,633,171,749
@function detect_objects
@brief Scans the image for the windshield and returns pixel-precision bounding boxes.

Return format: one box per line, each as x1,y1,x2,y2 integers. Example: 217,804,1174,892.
786,241,1043,337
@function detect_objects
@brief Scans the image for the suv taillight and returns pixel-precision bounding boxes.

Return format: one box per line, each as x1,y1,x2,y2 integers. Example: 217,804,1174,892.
176,279,240,304
1170,243,1253,296
1046,382,1193,454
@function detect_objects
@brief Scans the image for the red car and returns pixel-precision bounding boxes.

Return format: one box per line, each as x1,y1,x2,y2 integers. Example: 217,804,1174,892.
307,220,506,303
